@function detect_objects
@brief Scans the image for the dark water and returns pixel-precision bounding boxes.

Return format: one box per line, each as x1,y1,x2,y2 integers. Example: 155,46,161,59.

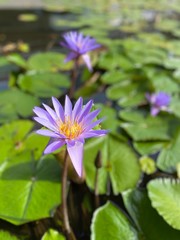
0,9,64,51
0,9,71,89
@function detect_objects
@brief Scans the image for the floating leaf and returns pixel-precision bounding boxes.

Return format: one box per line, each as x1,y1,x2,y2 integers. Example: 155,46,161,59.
148,178,180,230
0,152,60,225
7,53,27,69
157,130,180,173
133,141,166,155
0,231,19,240
41,229,65,240
18,72,70,97
121,116,172,141
101,70,131,84
95,104,120,133
123,189,180,240
106,81,139,100
28,52,73,71
91,201,138,240
0,120,34,160
84,134,140,195
149,74,178,93
164,57,180,70
119,109,145,123
0,88,40,117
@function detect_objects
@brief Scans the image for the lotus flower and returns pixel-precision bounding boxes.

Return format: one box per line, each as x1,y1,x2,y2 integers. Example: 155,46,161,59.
60,31,101,71
146,92,171,116
33,96,107,176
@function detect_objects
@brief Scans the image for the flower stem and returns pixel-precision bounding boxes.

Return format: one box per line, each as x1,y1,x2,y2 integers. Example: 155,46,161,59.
69,58,78,98
62,149,76,240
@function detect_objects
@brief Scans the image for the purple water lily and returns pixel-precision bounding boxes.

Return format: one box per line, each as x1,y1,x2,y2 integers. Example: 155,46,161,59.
60,31,101,71
33,96,107,177
146,92,171,116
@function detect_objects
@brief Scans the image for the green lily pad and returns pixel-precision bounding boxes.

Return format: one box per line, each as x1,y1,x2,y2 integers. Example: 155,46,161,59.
0,120,34,161
28,52,73,71
84,134,140,195
91,201,138,240
133,141,166,155
18,72,70,98
0,88,40,118
41,229,65,240
0,103,18,123
98,52,133,70
121,116,172,141
119,109,145,123
101,70,131,84
0,152,60,225
148,178,180,230
0,231,19,240
164,57,180,70
106,81,139,100
7,53,27,69
95,104,120,133
157,130,180,173
149,74,178,93
122,189,180,240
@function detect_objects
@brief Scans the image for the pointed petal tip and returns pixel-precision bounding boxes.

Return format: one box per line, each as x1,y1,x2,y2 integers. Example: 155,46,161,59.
67,142,84,178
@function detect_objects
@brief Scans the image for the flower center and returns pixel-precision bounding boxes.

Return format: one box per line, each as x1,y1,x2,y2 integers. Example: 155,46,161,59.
59,119,82,139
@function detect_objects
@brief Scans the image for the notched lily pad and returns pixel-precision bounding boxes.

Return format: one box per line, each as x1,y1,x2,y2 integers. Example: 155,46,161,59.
0,88,40,118
28,52,73,71
84,134,140,195
0,152,60,225
18,72,70,98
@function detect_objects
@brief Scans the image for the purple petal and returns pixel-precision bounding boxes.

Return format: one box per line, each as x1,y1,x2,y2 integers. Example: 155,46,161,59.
72,97,83,121
64,95,72,118
52,97,65,122
81,130,107,139
64,51,79,62
44,138,65,154
84,118,104,131
77,100,93,122
33,106,57,125
34,117,58,132
42,103,57,121
82,109,101,126
67,141,84,177
82,53,92,71
33,106,49,119
36,129,65,138
151,107,160,116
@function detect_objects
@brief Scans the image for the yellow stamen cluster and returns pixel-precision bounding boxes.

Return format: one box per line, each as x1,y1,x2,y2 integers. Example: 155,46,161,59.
59,118,82,139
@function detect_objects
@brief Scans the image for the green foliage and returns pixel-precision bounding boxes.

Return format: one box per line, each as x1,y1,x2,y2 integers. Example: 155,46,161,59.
91,201,138,240
84,134,140,195
18,72,70,98
157,130,180,173
139,156,156,174
28,52,73,71
0,231,20,240
41,229,65,240
148,178,180,230
123,189,180,240
0,152,60,225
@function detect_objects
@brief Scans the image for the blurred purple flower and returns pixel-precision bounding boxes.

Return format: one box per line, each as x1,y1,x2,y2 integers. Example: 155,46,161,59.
33,96,107,177
60,31,101,71
146,92,171,116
